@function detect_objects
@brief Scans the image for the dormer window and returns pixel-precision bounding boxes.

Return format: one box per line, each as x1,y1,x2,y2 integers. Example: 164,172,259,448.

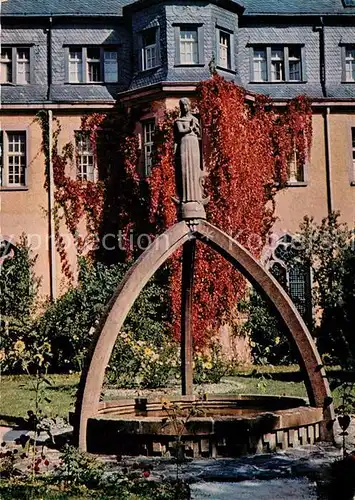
87,48,101,83
104,49,118,82
251,45,304,83
217,30,233,70
143,28,158,70
271,48,284,82
175,24,204,66
67,46,119,84
69,48,83,83
344,46,355,82
0,47,31,85
180,28,198,64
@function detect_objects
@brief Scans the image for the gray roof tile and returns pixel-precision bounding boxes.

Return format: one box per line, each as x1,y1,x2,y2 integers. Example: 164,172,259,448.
50,85,120,102
2,0,354,17
245,83,325,99
242,0,355,15
0,0,132,17
326,85,355,99
0,85,48,103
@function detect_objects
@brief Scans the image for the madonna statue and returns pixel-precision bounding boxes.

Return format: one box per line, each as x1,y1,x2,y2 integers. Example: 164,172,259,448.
174,98,205,205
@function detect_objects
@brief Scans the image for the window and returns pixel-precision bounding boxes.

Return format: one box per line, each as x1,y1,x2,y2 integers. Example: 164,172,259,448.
351,128,355,184
143,121,155,176
69,48,83,83
180,28,198,64
76,132,95,181
253,47,267,82
217,30,232,70
175,25,204,66
0,48,12,84
268,234,312,327
87,48,101,83
104,49,118,82
0,131,27,187
287,147,305,184
251,45,303,83
142,28,158,70
345,46,355,82
67,47,118,84
271,48,284,82
289,46,302,81
0,47,30,85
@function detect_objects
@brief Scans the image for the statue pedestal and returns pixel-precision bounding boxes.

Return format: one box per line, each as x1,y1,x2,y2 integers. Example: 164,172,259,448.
181,201,206,220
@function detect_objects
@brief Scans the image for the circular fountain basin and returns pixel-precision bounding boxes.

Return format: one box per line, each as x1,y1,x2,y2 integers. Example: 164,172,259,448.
86,395,323,457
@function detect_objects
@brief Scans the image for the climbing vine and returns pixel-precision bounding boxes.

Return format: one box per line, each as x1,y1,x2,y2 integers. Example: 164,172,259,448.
149,75,312,344
38,74,312,346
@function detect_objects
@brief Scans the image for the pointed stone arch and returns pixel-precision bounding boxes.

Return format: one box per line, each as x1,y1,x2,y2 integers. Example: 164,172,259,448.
76,220,333,451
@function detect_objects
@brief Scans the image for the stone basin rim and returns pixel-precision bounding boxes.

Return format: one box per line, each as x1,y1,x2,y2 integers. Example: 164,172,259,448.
97,394,310,416
84,395,324,456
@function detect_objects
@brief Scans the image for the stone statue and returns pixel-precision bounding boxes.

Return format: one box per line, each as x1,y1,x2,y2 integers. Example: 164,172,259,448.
174,98,208,219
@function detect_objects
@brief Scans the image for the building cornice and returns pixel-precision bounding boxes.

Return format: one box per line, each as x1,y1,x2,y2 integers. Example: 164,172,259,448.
1,82,354,110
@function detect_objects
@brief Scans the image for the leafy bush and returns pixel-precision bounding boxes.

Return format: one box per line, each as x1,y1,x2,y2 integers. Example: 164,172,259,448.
240,291,297,366
0,236,44,374
0,234,40,319
54,445,104,488
286,212,355,368
38,259,172,374
107,331,179,388
193,342,229,384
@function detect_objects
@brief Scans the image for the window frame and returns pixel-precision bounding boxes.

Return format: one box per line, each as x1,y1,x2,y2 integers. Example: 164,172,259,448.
250,44,305,83
66,46,119,84
139,27,161,72
286,138,309,187
266,233,313,328
104,48,119,83
0,46,32,85
174,24,204,67
75,131,96,182
142,120,156,177
86,47,102,83
350,127,355,186
342,44,355,83
0,130,29,190
216,26,235,72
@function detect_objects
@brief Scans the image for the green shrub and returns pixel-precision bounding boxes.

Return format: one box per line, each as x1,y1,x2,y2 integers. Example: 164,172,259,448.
38,259,172,375
107,331,179,388
0,234,40,319
286,212,355,369
240,291,296,366
0,236,43,374
193,342,229,384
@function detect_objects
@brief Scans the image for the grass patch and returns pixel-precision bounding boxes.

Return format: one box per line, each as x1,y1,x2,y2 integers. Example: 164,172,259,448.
1,366,353,426
0,373,80,426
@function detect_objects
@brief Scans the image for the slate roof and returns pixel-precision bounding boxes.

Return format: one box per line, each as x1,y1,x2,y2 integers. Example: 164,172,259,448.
0,85,48,104
246,83,325,100
0,0,131,17
242,0,355,15
50,85,121,103
2,0,354,17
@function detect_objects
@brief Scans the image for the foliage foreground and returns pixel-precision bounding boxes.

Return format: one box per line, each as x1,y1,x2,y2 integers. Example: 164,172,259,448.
0,444,189,499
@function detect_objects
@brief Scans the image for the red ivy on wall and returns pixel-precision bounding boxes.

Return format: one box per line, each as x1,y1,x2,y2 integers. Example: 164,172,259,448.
149,75,312,345
39,75,312,346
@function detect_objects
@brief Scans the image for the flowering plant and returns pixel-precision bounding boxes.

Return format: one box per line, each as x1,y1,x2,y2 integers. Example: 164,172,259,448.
107,331,179,389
